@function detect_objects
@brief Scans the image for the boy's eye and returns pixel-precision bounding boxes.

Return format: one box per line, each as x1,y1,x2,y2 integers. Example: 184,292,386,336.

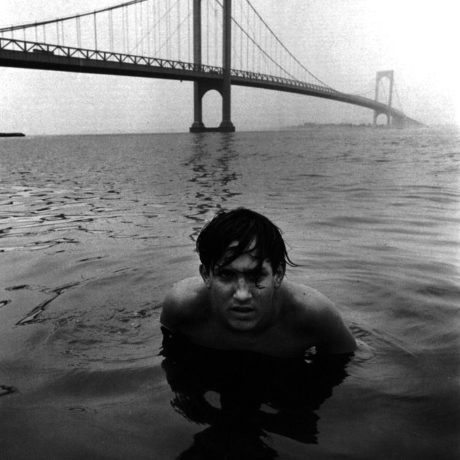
215,270,266,284
217,271,233,280
248,272,266,284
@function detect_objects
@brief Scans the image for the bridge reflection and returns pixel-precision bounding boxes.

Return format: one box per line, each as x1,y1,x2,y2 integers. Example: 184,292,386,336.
181,133,240,242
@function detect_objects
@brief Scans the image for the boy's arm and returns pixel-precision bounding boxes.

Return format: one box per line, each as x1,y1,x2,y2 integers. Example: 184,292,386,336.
292,284,356,355
160,277,204,332
314,300,356,354
160,288,181,331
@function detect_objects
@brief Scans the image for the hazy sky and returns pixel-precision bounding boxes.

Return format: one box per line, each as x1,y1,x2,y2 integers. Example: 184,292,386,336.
1,0,458,134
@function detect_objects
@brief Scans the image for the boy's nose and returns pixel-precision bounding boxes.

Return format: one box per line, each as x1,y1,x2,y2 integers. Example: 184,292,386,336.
233,278,252,302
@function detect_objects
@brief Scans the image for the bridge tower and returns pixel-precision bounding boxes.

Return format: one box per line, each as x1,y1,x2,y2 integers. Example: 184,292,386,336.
373,70,394,126
190,0,235,133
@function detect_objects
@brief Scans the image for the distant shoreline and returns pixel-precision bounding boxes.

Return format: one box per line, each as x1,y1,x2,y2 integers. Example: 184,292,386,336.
0,133,25,137
293,122,373,128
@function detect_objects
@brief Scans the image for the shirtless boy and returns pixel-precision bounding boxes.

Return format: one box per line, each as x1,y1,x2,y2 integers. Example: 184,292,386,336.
161,208,356,357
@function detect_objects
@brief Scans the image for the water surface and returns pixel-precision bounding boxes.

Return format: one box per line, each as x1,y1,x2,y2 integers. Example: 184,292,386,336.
0,126,459,459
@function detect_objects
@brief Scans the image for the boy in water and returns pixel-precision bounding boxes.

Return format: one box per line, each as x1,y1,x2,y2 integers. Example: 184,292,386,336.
161,208,356,357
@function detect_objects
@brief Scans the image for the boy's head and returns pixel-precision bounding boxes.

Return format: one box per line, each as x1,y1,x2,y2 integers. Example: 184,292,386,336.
196,208,294,274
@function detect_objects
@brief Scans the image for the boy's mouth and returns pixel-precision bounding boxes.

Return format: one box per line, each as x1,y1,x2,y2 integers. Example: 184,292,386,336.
230,306,255,314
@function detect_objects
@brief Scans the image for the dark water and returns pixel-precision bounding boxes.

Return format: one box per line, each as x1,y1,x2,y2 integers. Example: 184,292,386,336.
0,126,459,459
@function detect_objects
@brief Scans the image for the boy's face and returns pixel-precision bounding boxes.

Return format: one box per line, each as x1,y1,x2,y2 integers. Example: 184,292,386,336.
200,241,284,333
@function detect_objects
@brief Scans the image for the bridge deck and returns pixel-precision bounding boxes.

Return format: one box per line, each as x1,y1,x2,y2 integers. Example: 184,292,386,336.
0,38,421,126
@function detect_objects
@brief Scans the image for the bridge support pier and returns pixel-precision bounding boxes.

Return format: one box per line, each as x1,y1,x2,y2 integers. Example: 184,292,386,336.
189,0,235,133
190,81,205,132
218,0,234,132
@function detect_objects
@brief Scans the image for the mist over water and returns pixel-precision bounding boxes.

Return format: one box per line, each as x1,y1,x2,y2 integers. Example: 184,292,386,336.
0,126,459,459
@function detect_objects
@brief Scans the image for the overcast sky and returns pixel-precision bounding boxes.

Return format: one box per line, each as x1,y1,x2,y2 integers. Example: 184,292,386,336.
1,0,458,135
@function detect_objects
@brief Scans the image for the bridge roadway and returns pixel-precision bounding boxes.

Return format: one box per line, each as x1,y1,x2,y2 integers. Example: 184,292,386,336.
0,38,421,127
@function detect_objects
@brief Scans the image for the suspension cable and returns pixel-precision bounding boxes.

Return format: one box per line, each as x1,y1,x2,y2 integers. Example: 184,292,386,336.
243,0,334,88
0,0,148,33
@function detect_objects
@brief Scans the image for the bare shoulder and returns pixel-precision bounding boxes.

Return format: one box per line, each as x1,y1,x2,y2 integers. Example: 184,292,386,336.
160,277,208,331
281,281,336,317
281,281,356,354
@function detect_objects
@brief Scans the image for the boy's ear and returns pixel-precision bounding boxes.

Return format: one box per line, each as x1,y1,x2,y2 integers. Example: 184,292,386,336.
274,265,285,289
199,264,211,288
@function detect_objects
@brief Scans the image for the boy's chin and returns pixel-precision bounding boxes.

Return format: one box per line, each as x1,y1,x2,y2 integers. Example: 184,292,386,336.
225,317,261,333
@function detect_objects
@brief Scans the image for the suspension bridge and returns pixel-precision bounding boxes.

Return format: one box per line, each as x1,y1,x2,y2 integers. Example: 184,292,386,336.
0,0,421,132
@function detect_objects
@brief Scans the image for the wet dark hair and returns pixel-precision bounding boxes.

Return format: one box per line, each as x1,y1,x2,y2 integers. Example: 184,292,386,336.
196,208,295,273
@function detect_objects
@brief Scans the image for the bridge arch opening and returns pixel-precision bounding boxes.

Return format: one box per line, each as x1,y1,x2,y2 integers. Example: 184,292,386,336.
202,89,222,128
374,112,390,126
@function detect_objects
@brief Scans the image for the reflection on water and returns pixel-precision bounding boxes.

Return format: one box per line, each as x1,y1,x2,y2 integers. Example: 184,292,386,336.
0,384,16,397
183,133,241,241
161,328,350,459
